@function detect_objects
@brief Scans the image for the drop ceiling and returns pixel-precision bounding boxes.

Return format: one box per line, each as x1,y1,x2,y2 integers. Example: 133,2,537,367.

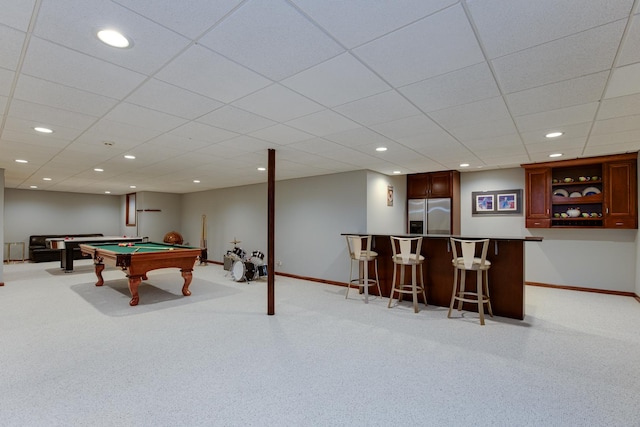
1,0,639,195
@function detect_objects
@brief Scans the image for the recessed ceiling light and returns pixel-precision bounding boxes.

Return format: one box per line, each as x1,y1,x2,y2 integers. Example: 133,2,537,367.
393,170,401,174
376,147,387,152
193,180,200,183
549,153,563,158
257,167,266,171
104,191,111,194
97,29,131,48
42,177,52,181
94,168,104,172
30,185,38,189
124,155,136,160
459,163,470,167
129,185,136,189
15,159,28,163
34,127,53,133
546,132,563,138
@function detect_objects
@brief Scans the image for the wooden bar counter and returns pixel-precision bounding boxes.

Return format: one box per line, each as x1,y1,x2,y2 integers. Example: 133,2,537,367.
343,234,542,320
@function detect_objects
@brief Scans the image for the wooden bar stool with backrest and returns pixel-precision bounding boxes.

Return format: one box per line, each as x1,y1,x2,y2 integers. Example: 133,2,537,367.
448,238,493,325
388,236,427,313
345,235,381,303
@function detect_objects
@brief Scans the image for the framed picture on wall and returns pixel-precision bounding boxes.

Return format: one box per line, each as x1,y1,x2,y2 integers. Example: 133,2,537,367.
387,185,394,206
472,189,522,216
475,194,494,212
126,193,136,226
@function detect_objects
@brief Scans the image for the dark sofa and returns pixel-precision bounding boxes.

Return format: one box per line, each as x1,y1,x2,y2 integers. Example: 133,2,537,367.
28,234,103,263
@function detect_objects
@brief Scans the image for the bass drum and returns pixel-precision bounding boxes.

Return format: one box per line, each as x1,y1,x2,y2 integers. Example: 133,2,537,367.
231,260,258,282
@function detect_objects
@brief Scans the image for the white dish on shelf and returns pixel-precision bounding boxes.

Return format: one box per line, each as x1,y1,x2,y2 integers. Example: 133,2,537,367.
582,186,601,196
569,191,582,197
553,189,569,197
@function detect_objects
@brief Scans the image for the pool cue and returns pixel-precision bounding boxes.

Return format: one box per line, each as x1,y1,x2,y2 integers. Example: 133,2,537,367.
200,214,208,265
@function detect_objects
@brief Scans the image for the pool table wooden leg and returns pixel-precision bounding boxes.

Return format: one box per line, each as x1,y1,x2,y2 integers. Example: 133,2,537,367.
128,276,142,306
181,269,193,296
94,263,105,287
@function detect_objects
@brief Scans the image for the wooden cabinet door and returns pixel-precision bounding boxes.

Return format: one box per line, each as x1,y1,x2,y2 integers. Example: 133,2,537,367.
525,168,551,227
428,171,452,198
407,174,429,198
407,171,452,198
604,160,637,228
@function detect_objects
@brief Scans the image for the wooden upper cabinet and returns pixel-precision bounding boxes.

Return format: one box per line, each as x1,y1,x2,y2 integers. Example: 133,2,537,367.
522,153,637,229
407,171,455,199
525,168,551,228
604,159,637,228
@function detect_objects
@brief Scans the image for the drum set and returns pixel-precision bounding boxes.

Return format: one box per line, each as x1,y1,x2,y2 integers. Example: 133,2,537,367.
224,240,267,282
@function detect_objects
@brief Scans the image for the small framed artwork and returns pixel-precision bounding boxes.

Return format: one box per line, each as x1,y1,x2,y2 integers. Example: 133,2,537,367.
387,185,394,207
497,193,517,212
475,194,494,212
472,189,522,216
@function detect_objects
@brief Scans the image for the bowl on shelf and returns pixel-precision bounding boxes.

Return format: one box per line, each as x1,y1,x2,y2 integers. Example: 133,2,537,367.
582,186,601,196
578,176,590,182
563,177,574,183
567,208,581,217
569,191,582,197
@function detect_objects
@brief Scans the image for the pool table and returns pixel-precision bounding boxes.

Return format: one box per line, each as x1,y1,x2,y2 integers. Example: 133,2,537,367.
80,242,204,306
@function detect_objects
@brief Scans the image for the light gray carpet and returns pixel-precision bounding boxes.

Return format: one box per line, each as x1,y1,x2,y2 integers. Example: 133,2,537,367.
1,259,639,426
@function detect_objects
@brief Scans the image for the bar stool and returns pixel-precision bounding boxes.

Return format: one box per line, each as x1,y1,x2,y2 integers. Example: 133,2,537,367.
448,238,493,325
388,236,427,313
345,235,381,303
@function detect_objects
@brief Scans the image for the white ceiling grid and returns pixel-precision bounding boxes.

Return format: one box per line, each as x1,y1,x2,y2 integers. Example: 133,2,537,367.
0,0,638,194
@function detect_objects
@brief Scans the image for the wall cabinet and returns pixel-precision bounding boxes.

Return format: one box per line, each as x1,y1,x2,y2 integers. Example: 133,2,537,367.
406,170,460,234
407,171,456,198
522,153,637,229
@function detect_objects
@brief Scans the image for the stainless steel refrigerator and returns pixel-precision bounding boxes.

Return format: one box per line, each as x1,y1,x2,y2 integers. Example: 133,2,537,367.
408,198,451,234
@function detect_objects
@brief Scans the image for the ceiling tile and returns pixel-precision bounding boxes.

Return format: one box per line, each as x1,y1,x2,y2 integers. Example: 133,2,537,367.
597,93,640,120
285,110,361,137
197,106,276,134
604,63,640,99
155,44,271,103
102,103,187,133
126,79,223,120
198,0,344,81
468,0,634,58
514,103,598,133
21,38,146,98
592,115,640,136
492,21,626,94
324,127,393,148
519,122,592,144
232,84,324,122
281,53,390,107
448,118,518,142
429,97,512,130
0,68,14,96
168,121,238,144
113,0,244,39
0,25,27,71
370,115,442,140
0,0,35,31
34,0,191,75
506,72,609,117
354,4,484,86
614,12,640,66
248,124,315,145
13,75,118,117
292,0,457,48
400,62,499,113
333,90,421,126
